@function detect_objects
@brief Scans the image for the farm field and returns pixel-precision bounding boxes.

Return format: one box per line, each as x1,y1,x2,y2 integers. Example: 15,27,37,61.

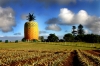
0,42,100,66
0,42,100,50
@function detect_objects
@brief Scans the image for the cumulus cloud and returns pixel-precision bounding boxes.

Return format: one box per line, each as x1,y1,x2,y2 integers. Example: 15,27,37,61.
45,18,61,24
84,29,89,34
59,8,89,25
59,8,100,34
14,33,21,35
45,24,61,31
0,35,4,37
45,18,62,31
39,31,49,37
59,8,74,24
86,21,100,34
21,13,28,20
39,31,48,34
0,7,16,32
76,10,89,25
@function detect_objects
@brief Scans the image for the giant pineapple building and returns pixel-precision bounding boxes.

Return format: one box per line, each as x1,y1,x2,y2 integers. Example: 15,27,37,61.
24,13,39,40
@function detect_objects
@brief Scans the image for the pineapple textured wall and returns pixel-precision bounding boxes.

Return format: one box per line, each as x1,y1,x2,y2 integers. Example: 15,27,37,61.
24,21,39,40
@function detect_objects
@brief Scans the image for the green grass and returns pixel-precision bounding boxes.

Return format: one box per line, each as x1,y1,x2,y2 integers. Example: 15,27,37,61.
0,42,100,50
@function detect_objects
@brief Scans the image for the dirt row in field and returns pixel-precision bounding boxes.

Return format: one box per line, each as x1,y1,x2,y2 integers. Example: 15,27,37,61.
0,50,100,66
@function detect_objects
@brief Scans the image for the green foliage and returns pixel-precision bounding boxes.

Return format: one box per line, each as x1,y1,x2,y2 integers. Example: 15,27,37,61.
27,13,36,21
73,34,100,43
78,24,84,35
74,35,85,42
0,40,2,42
59,39,65,42
72,26,77,36
47,34,59,42
84,34,100,43
15,40,18,43
43,39,47,42
63,33,74,42
5,40,8,43
39,36,44,42
33,39,38,42
22,38,26,42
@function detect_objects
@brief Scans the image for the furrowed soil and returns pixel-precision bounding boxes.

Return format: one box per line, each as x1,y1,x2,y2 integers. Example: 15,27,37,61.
1,49,100,66
0,42,100,66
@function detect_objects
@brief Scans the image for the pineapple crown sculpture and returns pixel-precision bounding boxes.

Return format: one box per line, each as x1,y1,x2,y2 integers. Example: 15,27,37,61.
27,13,36,21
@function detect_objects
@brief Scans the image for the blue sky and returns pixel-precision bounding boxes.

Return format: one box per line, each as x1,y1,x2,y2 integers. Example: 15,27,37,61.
0,0,100,41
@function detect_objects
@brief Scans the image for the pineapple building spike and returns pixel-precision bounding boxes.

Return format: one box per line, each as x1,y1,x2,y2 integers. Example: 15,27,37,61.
27,13,36,21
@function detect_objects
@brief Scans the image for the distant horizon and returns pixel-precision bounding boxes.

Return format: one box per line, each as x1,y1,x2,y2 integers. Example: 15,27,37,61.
0,35,64,42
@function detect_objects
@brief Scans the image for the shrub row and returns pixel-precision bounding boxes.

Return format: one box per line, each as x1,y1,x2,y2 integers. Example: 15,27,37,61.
22,38,39,42
0,40,19,43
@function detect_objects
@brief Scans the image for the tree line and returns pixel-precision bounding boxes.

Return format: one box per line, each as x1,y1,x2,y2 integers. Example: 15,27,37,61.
39,24,100,43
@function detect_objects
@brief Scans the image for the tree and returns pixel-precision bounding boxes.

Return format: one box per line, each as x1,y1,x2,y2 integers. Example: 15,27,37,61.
0,40,2,42
15,40,18,43
59,39,65,42
27,13,36,21
22,38,26,42
84,34,100,43
75,35,84,42
44,39,47,42
47,34,59,42
33,39,38,42
5,40,8,43
39,36,44,42
72,26,77,36
63,33,74,42
78,24,85,35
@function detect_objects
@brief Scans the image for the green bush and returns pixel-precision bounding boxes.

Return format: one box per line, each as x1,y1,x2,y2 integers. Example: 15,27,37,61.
5,40,8,43
22,38,26,42
15,40,18,43
33,39,38,42
0,40,2,42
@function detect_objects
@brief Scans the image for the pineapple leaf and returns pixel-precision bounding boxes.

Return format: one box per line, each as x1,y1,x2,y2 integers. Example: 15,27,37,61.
27,13,36,21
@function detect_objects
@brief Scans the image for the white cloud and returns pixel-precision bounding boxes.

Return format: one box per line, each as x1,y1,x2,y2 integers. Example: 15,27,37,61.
76,10,89,25
45,24,61,31
45,18,61,24
0,35,4,37
39,31,48,34
0,7,16,32
59,8,74,23
21,13,28,20
84,29,89,34
87,21,100,35
14,33,21,35
59,8,100,34
59,8,89,25
9,13,13,18
58,8,100,34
